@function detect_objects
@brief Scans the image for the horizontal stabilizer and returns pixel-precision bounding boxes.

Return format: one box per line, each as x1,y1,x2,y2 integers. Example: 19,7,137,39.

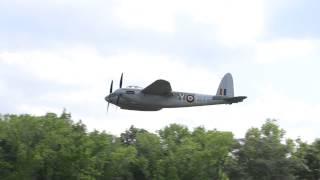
225,96,247,104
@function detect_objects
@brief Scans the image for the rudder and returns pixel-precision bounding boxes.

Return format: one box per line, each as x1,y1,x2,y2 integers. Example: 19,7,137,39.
216,73,234,97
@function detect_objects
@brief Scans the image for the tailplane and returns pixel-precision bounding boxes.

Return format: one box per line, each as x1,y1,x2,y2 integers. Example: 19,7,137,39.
216,73,234,97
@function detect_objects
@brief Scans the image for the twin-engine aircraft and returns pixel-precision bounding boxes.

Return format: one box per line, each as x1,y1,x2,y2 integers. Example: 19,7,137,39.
105,73,247,111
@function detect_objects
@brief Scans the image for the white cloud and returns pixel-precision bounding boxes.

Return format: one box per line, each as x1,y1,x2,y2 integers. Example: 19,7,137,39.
184,0,265,46
0,80,8,96
112,0,177,33
245,85,320,142
255,39,319,64
0,47,106,85
1,0,265,47
112,0,265,46
18,104,63,116
0,46,220,93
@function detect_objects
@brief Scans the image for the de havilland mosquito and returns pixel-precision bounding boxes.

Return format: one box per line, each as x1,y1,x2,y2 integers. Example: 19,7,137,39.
105,73,247,111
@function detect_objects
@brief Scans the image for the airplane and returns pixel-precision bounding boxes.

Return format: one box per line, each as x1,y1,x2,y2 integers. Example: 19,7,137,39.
105,73,246,111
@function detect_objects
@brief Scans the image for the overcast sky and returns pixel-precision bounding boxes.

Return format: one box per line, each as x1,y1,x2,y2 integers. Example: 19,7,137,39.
1,0,320,141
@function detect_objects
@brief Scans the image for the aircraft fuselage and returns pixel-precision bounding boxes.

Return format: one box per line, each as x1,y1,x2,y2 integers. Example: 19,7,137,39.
105,73,246,111
106,88,245,111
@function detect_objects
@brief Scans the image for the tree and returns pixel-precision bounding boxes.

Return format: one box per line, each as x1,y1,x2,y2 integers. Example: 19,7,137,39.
226,119,297,180
135,131,162,179
294,139,320,180
0,112,116,180
158,124,234,180
2,113,319,180
120,125,147,146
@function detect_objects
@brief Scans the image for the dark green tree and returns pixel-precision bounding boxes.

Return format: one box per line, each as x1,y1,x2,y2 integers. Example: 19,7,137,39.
2,112,319,180
120,125,147,146
226,119,297,180
158,124,234,180
293,139,320,180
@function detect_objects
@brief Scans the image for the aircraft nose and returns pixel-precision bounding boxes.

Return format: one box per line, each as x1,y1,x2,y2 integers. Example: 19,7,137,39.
105,96,109,102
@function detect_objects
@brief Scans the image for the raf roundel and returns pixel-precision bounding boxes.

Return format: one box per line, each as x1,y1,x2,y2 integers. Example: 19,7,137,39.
186,95,194,103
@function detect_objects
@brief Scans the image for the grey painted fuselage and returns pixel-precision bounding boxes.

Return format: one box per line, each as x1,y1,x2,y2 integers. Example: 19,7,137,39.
105,73,247,111
106,88,244,111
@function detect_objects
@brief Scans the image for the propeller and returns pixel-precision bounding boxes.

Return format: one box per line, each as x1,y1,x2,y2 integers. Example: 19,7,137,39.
107,101,110,112
110,80,113,94
106,73,124,112
116,73,123,106
107,80,113,112
119,73,123,89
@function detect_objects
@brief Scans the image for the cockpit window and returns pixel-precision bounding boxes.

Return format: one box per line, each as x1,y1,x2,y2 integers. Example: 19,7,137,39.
126,90,135,94
126,86,142,89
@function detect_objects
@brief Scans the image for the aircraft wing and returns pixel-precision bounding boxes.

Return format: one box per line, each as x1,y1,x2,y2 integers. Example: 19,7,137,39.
141,79,172,95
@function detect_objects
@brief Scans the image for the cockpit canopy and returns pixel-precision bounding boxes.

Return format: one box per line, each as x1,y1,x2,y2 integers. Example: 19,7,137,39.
126,85,142,89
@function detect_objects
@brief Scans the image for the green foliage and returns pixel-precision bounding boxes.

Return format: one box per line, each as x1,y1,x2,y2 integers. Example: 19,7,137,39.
292,139,320,180
225,119,297,180
0,114,319,180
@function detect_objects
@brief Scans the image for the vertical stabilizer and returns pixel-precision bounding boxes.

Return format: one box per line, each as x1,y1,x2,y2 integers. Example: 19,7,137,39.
216,73,234,97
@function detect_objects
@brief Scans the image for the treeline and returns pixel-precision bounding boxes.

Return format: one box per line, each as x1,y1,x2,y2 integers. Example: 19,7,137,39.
0,112,319,180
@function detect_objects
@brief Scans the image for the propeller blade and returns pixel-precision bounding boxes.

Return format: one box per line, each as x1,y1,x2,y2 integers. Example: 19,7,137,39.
119,73,123,88
107,102,110,112
109,80,113,94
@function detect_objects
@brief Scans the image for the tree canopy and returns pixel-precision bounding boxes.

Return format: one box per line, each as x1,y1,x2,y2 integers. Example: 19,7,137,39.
0,113,319,180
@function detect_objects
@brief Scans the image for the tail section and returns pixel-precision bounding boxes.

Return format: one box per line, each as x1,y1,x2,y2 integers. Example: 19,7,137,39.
216,73,234,97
